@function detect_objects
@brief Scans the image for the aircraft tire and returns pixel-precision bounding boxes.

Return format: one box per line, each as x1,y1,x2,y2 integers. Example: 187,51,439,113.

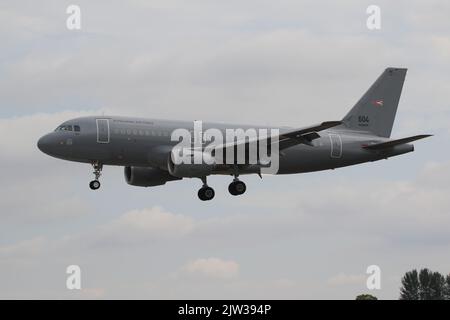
198,186,215,201
228,181,246,196
89,180,101,190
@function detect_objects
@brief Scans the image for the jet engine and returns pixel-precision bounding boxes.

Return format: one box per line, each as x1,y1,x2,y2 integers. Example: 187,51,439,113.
124,166,181,187
167,149,215,178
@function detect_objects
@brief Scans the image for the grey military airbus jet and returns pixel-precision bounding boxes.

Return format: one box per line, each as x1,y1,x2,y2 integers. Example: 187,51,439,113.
37,68,431,200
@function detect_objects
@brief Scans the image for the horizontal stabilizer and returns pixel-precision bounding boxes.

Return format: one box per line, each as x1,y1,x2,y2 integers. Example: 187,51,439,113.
363,134,432,150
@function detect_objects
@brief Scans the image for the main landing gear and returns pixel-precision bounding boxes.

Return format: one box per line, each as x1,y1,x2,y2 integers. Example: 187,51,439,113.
228,179,246,196
228,169,246,196
198,177,215,201
197,174,247,201
89,162,103,190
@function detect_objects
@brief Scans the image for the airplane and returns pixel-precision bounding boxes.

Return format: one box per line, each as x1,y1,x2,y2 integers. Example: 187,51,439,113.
37,67,431,201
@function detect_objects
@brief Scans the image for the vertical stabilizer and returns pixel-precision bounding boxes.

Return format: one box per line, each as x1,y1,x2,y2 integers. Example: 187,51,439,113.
343,68,407,137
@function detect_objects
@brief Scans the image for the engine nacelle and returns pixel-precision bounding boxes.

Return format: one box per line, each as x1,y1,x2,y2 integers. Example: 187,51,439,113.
168,149,215,178
124,166,181,187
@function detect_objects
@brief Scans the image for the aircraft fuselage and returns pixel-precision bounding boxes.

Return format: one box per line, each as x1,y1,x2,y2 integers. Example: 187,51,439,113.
37,115,412,175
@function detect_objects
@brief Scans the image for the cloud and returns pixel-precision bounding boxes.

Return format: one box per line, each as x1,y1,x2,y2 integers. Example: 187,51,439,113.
182,258,240,279
0,191,91,223
57,158,450,253
0,237,46,264
417,161,450,188
328,273,366,287
95,206,195,245
1,1,448,130
237,160,450,242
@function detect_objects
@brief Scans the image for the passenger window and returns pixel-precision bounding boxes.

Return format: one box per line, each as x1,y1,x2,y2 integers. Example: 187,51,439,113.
74,125,80,132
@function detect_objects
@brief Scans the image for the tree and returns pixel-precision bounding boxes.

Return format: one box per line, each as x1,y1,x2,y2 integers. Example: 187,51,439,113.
400,269,420,300
356,294,378,300
418,268,433,299
400,268,446,300
428,271,445,300
444,274,450,300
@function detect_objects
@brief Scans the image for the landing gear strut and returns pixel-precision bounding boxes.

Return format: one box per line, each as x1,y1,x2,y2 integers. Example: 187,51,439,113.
89,162,103,190
198,177,215,201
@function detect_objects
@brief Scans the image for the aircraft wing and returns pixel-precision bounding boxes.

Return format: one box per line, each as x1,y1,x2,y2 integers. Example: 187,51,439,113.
277,121,342,149
362,134,432,150
213,121,342,154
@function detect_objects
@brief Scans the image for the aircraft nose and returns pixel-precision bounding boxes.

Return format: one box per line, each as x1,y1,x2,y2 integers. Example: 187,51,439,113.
37,134,52,154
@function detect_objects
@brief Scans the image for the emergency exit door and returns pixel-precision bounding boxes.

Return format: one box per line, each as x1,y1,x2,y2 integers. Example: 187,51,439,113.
329,133,342,158
96,119,110,143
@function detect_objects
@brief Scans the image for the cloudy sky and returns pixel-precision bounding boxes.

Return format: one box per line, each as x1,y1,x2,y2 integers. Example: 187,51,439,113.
0,0,449,299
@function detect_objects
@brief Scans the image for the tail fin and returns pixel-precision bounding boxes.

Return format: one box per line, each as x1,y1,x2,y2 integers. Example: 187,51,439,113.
342,67,407,138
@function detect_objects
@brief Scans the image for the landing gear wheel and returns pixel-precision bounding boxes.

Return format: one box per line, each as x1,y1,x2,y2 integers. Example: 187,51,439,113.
228,180,246,196
89,180,101,190
198,186,215,201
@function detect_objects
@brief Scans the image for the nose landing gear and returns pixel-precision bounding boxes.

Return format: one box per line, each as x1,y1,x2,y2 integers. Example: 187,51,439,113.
89,162,103,190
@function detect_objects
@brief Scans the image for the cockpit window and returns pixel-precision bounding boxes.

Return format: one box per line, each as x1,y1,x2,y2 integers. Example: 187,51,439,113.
55,125,73,132
74,125,80,132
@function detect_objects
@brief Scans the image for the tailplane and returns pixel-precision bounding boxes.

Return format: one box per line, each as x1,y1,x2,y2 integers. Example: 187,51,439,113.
342,67,407,138
362,134,432,150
